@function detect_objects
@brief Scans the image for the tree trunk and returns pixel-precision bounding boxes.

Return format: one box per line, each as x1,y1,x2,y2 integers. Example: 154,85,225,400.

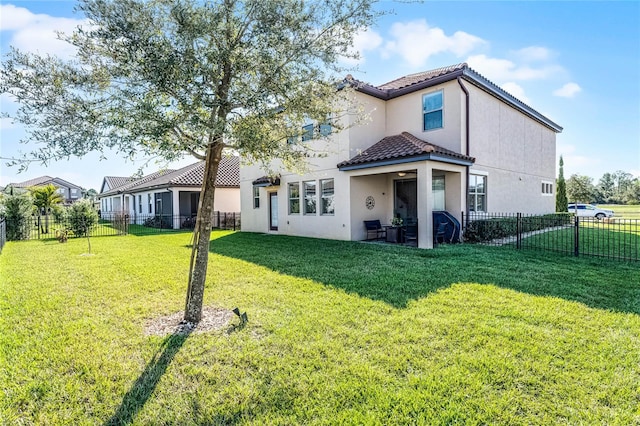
184,143,224,323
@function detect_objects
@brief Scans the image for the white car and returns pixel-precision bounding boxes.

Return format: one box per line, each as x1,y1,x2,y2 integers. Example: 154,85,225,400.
567,204,614,220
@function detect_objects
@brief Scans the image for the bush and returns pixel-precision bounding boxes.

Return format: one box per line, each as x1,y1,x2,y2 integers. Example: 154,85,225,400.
143,215,172,229
65,200,99,237
0,192,33,240
464,213,572,243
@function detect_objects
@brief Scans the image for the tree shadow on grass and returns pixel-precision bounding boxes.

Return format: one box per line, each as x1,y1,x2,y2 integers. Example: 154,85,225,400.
209,232,640,315
104,331,190,426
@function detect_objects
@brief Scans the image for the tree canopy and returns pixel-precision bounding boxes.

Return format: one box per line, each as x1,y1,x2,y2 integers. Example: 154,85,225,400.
1,0,382,322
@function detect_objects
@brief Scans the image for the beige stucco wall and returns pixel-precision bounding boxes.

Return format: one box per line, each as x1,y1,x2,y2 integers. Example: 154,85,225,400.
385,80,464,153
214,187,241,212
240,76,559,241
467,83,556,214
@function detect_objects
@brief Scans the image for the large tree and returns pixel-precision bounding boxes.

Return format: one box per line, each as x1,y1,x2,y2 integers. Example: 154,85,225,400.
566,174,595,204
1,0,381,322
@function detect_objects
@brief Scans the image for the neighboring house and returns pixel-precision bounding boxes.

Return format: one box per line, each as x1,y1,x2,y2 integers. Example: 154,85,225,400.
7,176,85,204
98,157,240,229
240,63,562,248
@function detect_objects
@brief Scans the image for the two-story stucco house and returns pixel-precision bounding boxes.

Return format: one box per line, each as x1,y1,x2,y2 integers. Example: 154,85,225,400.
98,156,240,229
240,63,562,248
7,176,85,204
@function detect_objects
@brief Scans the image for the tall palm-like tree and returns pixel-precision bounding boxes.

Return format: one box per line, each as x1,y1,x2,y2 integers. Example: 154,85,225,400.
29,184,64,234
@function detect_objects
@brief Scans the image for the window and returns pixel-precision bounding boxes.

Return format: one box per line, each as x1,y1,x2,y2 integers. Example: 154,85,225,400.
138,195,142,213
542,182,553,195
319,123,332,136
320,179,334,215
423,90,443,131
288,182,300,214
253,187,260,209
468,174,487,212
148,194,152,213
303,181,317,214
301,124,314,142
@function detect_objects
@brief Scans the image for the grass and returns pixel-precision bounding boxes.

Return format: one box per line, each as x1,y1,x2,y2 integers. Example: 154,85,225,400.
518,220,640,261
1,232,639,424
599,204,640,219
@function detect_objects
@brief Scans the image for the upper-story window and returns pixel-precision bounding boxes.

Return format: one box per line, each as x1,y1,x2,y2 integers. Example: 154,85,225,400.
423,90,443,131
541,182,553,195
301,124,314,142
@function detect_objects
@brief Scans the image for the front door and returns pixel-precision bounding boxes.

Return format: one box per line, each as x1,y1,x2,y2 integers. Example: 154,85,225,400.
269,192,278,231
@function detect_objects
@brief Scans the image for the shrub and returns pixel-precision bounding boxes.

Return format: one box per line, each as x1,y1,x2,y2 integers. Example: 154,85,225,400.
65,199,99,237
143,215,172,229
0,192,33,240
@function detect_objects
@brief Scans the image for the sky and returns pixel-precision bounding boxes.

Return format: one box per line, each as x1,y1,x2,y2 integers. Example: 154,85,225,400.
1,0,639,191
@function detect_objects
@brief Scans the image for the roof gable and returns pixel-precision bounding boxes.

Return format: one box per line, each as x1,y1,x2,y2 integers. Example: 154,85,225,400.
10,175,84,190
347,63,562,133
99,157,240,196
337,132,475,170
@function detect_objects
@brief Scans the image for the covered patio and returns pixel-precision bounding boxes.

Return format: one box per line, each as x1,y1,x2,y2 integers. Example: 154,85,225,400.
338,132,474,249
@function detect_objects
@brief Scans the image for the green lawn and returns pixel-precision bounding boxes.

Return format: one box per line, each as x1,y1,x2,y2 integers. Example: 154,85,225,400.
1,232,639,424
599,204,640,219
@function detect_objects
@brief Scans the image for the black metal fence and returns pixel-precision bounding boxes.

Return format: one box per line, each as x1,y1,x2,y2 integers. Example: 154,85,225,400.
0,218,6,253
462,212,639,262
1,212,241,241
105,212,241,236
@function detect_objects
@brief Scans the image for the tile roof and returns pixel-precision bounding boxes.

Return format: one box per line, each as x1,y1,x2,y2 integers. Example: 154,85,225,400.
99,156,240,196
10,175,84,190
377,63,468,91
104,176,136,191
100,169,175,196
337,132,475,169
345,62,562,133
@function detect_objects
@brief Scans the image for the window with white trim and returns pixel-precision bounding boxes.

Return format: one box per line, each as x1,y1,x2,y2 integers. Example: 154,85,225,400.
320,179,334,215
148,194,152,213
303,181,317,215
423,90,443,131
138,195,142,213
542,181,553,195
288,182,300,214
468,174,487,212
253,187,260,209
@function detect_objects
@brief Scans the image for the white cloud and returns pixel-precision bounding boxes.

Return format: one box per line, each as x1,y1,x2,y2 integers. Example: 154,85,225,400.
500,82,530,104
382,19,485,68
553,82,582,98
513,46,553,62
0,4,87,60
467,54,564,83
342,28,383,66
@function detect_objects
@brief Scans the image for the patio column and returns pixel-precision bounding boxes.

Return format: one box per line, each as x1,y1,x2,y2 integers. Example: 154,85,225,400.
171,189,181,229
417,163,433,249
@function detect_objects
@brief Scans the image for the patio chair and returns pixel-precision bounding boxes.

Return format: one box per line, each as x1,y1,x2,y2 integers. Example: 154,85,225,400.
434,222,447,246
364,220,386,240
404,223,418,245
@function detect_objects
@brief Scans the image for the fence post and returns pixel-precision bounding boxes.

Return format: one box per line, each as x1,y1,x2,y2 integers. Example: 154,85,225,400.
574,215,580,257
516,213,522,250
233,212,236,231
